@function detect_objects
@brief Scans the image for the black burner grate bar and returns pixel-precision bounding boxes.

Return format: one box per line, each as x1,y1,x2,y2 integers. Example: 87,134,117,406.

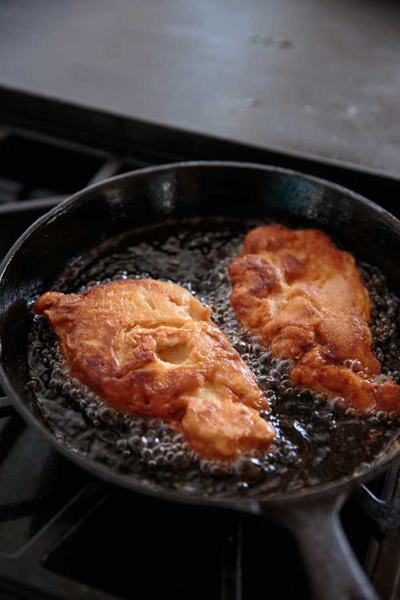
87,158,152,186
0,396,15,419
0,196,67,214
371,528,400,600
0,556,119,600
18,482,109,562
358,464,400,599
0,412,25,470
0,126,180,212
220,517,242,600
357,463,400,536
0,483,118,600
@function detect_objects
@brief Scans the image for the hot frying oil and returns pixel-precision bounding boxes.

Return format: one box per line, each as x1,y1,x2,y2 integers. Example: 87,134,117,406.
27,218,400,498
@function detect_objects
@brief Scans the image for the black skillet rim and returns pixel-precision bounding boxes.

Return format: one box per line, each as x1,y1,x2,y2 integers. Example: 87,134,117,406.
1,160,400,510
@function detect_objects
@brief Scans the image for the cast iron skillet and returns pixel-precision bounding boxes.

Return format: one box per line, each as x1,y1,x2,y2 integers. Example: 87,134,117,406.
1,161,400,600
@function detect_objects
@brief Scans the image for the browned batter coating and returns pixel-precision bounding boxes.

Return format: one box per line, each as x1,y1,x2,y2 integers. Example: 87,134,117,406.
33,279,275,460
229,224,400,412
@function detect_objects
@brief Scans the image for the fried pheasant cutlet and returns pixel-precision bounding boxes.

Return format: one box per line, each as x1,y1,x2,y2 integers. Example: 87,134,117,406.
33,279,275,460
229,224,400,412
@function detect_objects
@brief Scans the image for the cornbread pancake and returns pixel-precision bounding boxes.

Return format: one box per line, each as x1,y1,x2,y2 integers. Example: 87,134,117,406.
229,224,400,411
33,279,275,460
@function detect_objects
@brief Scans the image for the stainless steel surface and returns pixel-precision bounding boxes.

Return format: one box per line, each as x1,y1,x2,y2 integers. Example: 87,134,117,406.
0,0,399,176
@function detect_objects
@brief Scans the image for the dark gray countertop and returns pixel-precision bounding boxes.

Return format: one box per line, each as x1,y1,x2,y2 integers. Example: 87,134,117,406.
1,0,399,176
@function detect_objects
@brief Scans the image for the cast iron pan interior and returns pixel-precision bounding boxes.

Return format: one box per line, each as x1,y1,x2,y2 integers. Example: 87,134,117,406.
1,161,400,508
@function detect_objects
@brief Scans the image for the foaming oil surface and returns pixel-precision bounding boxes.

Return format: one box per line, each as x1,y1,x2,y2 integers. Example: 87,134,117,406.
27,218,400,499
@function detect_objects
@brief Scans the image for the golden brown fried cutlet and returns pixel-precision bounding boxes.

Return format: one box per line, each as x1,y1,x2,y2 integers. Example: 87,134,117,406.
229,224,400,412
33,279,275,460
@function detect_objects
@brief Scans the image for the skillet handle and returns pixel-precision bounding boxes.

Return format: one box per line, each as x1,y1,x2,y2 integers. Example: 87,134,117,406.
259,490,380,600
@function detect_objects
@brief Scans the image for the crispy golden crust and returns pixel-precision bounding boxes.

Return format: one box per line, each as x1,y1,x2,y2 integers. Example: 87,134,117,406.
229,224,400,412
33,279,275,460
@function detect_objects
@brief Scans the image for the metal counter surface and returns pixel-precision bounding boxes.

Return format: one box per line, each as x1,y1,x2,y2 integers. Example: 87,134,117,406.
0,0,399,176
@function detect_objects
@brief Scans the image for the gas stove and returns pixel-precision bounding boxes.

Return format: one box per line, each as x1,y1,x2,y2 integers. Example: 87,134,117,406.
1,98,400,600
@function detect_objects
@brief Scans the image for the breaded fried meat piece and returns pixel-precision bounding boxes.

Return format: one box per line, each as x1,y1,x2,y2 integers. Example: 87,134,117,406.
229,224,400,412
33,279,275,460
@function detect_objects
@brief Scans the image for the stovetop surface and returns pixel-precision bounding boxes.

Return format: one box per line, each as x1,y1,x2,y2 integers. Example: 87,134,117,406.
0,120,400,600
0,407,379,600
1,0,400,177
